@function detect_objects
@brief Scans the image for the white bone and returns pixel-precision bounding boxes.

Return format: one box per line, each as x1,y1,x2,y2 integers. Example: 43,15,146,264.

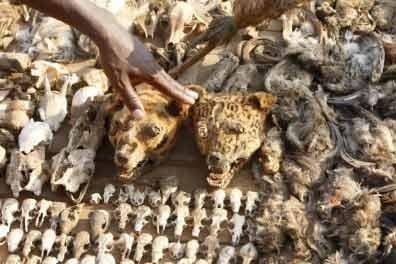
41,228,57,258
239,243,258,264
21,198,37,232
155,205,171,234
7,228,24,253
212,189,226,209
228,188,243,213
103,184,116,204
216,246,236,264
230,213,246,245
18,120,53,153
36,199,52,227
152,235,169,263
134,205,152,232
134,233,153,263
192,208,207,238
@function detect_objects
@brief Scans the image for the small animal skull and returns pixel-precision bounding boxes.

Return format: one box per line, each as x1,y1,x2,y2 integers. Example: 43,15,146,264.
7,228,24,253
36,199,52,227
80,255,96,264
89,193,102,205
21,198,37,232
89,209,110,239
103,184,116,204
134,233,153,263
71,86,104,122
230,213,246,245
245,191,259,215
64,259,79,264
49,201,66,229
169,241,186,260
23,230,42,258
73,231,91,259
2,198,19,227
25,255,41,264
217,246,236,264
193,188,207,209
42,256,59,264
228,188,243,213
172,191,191,207
212,189,226,209
115,232,135,260
41,228,57,258
130,187,146,206
95,232,114,255
18,120,53,153
160,175,179,204
5,254,22,264
201,235,220,263
113,203,133,230
147,189,162,208
210,208,228,236
56,233,72,262
174,205,189,238
96,253,116,264
152,235,169,263
239,243,258,264
59,204,83,235
192,208,207,238
0,224,10,245
185,239,200,262
155,204,171,234
134,205,152,232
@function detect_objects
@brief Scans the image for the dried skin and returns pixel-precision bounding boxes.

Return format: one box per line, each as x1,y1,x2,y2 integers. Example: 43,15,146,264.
191,85,276,188
109,84,189,181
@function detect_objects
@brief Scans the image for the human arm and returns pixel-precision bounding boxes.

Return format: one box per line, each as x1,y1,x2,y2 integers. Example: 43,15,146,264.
17,0,198,119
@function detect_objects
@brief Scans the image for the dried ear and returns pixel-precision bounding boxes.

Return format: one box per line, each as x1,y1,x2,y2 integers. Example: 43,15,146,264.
247,92,276,111
186,85,207,99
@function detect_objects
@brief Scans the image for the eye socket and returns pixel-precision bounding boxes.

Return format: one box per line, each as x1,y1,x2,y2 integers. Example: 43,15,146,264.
197,124,208,138
225,121,245,134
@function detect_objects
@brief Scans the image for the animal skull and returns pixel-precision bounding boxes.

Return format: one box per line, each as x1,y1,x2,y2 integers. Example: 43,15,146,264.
169,241,186,260
95,232,114,255
56,233,72,262
228,188,243,213
202,235,220,263
185,239,200,262
73,231,91,259
21,198,37,232
130,187,146,206
134,205,152,232
41,256,59,264
239,243,258,264
96,253,116,264
174,205,189,238
115,232,135,260
49,201,66,230
41,228,57,258
89,209,110,239
147,188,162,208
152,235,169,263
113,203,133,230
230,213,246,245
160,175,179,204
2,198,19,227
18,120,53,153
245,191,259,215
23,230,42,258
155,204,171,234
36,199,52,228
59,204,83,235
5,254,22,264
192,208,207,238
172,191,191,207
217,246,236,264
89,193,102,205
210,208,228,236
7,228,24,253
193,188,207,209
134,233,153,263
103,184,116,204
212,189,226,209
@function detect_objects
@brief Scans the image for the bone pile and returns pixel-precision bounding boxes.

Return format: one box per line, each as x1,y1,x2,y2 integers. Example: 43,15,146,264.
2,0,396,263
0,177,261,263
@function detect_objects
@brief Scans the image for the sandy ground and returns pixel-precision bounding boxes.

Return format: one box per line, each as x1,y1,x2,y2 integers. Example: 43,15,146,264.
0,124,259,262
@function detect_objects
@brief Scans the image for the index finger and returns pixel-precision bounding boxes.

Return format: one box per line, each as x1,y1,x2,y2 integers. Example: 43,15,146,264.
150,70,199,104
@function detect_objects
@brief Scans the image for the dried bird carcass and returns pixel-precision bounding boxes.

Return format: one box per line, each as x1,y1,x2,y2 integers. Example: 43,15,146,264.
109,84,189,181
191,85,276,188
50,100,105,203
6,146,48,197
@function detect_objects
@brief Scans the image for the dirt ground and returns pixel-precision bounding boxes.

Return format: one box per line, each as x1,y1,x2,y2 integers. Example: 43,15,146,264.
0,123,259,262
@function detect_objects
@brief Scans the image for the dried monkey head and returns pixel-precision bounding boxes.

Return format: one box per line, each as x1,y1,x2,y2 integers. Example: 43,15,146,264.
191,85,276,188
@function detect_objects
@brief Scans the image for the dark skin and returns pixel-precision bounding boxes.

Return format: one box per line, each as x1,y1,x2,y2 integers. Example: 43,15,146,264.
19,0,198,119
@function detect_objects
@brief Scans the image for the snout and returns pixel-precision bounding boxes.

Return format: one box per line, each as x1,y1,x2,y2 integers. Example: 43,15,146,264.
206,152,231,174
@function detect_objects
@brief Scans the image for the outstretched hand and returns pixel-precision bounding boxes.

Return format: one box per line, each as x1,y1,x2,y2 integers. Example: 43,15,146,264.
98,24,198,119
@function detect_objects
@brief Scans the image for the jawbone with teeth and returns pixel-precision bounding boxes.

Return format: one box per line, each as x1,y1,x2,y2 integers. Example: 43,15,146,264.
191,85,276,188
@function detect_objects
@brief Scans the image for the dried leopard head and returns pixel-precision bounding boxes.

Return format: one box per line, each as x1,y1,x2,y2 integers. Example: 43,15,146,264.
109,84,189,181
191,86,276,188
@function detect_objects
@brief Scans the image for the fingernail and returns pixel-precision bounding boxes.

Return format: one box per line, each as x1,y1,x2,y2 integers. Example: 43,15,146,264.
132,109,145,120
186,90,199,99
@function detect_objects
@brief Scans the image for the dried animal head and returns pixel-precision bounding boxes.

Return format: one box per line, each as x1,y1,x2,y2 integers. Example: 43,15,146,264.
6,146,47,197
114,203,133,231
109,84,189,180
18,120,53,153
89,209,110,239
21,198,37,232
191,86,276,187
73,230,91,259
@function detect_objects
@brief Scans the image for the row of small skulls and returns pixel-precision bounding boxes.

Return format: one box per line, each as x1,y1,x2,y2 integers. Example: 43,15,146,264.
0,198,67,233
94,181,261,215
